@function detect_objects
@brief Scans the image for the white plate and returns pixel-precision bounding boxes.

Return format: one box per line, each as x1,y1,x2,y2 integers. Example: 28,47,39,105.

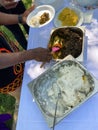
26,5,55,28
54,6,83,28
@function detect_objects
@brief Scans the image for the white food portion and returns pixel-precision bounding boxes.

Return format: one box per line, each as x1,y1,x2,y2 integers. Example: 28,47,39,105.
29,10,50,27
29,16,40,27
34,63,94,117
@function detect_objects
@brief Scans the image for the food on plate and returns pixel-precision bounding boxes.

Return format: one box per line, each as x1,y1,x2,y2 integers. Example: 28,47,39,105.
39,12,50,24
29,12,50,27
48,27,83,59
58,7,79,26
29,16,39,27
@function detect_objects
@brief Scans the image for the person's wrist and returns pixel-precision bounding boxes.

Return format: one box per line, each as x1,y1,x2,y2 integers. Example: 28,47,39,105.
18,14,23,23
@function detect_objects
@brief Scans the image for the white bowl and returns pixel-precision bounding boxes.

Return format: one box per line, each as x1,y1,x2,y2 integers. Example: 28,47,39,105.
54,6,83,28
26,5,55,28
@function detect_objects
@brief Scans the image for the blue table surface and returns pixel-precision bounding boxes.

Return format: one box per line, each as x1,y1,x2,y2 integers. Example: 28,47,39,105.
16,1,98,130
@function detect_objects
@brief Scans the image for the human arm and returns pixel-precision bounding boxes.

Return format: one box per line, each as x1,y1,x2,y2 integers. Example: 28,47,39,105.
0,12,19,25
0,47,52,69
0,5,35,25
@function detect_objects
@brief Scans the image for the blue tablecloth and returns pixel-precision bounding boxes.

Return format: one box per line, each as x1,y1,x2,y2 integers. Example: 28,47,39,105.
16,1,98,130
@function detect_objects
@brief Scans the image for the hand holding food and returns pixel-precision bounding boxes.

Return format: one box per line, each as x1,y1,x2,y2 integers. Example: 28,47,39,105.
30,47,52,62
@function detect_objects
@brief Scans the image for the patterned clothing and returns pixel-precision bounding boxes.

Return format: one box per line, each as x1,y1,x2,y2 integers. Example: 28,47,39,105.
0,1,29,49
0,31,24,93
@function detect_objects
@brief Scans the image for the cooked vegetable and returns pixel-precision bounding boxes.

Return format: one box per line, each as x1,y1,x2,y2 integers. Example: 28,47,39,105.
0,93,16,114
0,93,16,129
39,12,50,24
48,27,83,59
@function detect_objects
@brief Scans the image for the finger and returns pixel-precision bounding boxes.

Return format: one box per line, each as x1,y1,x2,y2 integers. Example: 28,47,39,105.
26,5,35,15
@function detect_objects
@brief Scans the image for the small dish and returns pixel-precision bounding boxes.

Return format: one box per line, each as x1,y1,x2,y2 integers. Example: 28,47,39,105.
26,5,55,28
54,6,83,27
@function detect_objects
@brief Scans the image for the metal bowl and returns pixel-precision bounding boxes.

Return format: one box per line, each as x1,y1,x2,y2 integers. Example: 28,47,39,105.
28,55,98,128
48,26,85,62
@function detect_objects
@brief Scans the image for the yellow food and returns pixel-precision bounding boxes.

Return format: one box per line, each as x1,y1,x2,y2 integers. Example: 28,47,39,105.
58,7,78,26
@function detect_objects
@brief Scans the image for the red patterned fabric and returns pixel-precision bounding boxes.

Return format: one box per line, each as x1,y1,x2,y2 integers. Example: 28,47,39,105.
0,31,24,93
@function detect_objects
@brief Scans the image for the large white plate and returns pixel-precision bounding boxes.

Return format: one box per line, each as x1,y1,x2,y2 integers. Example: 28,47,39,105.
54,6,83,28
26,5,55,28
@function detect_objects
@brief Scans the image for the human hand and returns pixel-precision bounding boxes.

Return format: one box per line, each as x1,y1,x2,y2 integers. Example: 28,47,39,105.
22,5,35,23
30,47,52,62
0,0,18,9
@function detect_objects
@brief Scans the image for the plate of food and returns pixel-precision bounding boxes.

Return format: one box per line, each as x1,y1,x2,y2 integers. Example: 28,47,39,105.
48,26,85,62
26,5,55,28
54,6,83,27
